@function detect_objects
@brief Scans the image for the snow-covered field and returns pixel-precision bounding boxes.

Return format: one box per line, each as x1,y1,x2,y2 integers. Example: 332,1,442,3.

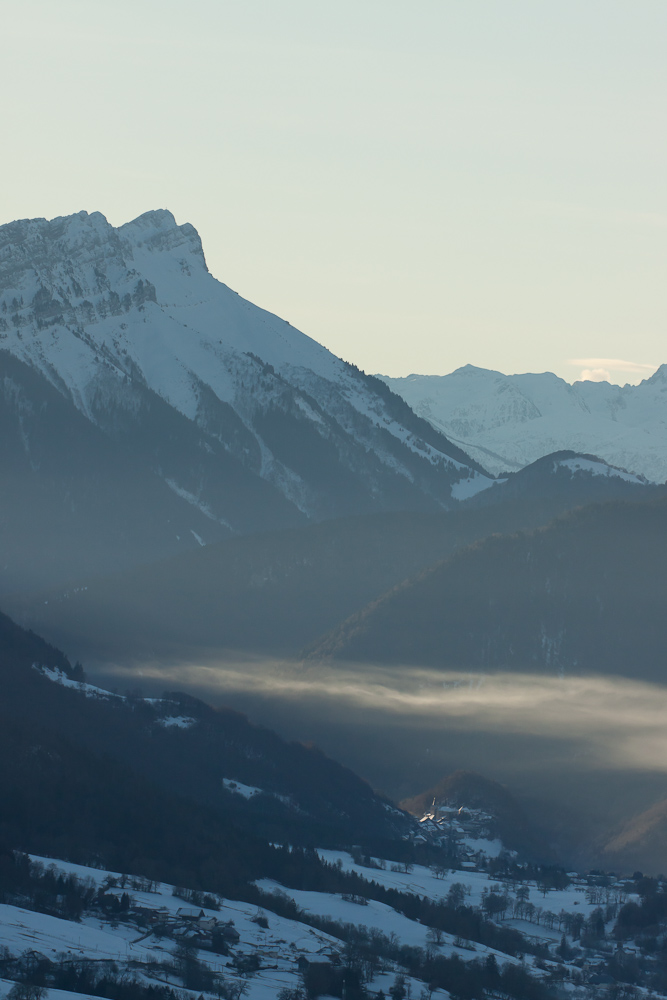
0,850,638,1000
7,856,347,1000
317,850,601,938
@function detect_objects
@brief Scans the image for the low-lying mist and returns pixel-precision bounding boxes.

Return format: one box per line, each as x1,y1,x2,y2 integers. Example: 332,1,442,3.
89,656,667,852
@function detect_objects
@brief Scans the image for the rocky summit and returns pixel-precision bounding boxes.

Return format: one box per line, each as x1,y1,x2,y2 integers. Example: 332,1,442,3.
0,210,489,591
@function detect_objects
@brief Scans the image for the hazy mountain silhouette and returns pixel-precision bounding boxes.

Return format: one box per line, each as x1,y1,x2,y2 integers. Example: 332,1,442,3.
306,495,667,681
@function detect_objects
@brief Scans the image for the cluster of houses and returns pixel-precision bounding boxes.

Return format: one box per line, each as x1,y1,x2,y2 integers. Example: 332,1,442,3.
131,904,240,950
415,801,502,867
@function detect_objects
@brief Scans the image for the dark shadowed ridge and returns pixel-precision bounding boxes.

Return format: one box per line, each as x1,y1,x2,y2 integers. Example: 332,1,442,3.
0,606,415,861
304,493,667,682
6,493,616,663
8,449,663,664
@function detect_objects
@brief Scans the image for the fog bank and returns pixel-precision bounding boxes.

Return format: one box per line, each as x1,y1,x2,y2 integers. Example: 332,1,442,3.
88,658,667,826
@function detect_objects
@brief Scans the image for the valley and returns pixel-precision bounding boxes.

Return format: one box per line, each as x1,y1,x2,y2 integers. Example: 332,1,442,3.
1,207,667,1000
6,1,667,996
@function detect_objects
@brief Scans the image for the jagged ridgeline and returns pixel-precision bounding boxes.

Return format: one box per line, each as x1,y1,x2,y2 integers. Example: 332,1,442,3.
380,364,667,483
0,210,490,592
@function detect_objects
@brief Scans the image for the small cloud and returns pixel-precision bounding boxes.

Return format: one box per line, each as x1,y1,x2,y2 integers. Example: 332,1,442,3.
580,368,611,382
568,358,658,384
569,357,657,374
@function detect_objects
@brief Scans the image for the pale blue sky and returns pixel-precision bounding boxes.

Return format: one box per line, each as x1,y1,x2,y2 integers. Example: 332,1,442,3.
2,1,665,382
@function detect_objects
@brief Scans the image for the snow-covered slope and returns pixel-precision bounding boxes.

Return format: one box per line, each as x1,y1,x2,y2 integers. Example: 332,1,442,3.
0,211,489,542
379,365,667,482
0,849,644,1000
0,851,551,1000
465,449,660,511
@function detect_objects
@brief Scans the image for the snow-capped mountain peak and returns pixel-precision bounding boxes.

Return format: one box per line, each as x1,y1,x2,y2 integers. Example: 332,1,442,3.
0,210,491,590
644,362,667,387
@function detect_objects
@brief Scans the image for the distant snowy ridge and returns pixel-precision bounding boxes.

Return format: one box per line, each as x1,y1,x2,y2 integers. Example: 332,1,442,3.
379,365,667,482
0,209,490,541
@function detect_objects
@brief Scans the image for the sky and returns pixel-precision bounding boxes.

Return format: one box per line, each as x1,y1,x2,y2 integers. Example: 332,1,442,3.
2,1,665,383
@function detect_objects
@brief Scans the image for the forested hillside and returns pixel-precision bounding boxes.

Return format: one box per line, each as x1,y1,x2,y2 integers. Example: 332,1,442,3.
306,496,667,680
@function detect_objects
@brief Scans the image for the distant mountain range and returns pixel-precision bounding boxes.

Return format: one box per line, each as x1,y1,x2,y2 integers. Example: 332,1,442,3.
5,207,667,877
3,208,662,603
0,210,489,591
379,365,667,482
